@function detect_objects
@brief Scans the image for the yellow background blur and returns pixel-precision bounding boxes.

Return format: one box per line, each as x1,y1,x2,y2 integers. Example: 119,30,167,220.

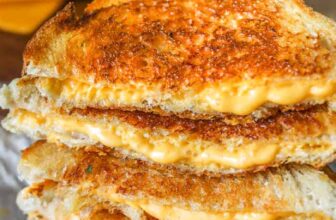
0,0,64,34
0,0,89,82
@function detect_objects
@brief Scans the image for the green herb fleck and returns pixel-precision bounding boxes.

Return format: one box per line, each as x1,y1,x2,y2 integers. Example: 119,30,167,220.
85,165,93,174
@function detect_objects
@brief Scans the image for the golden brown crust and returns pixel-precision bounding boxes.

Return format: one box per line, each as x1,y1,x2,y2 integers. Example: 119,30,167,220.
23,3,77,76
23,0,336,89
20,141,322,212
67,105,333,142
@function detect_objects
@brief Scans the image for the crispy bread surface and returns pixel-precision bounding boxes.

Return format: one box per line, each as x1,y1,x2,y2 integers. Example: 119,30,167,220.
24,0,336,85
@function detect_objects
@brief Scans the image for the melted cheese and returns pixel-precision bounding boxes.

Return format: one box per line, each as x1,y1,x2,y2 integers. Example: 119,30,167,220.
137,203,329,220
36,77,336,115
0,1,63,34
97,190,280,220
140,203,278,220
14,110,280,169
96,190,329,220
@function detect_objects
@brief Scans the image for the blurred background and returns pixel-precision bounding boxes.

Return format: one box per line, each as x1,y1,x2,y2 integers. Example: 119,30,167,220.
0,0,90,83
0,1,335,220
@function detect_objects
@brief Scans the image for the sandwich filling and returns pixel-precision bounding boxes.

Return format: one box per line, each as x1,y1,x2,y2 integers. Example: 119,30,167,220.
97,188,331,220
133,202,329,220
21,182,330,220
35,77,336,115
7,109,335,170
107,196,283,220
19,142,336,220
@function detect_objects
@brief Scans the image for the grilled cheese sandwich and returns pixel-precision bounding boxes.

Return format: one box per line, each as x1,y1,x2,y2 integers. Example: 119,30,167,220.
19,181,331,220
3,107,336,173
1,78,336,173
3,0,336,219
21,0,336,119
4,109,279,169
18,141,336,220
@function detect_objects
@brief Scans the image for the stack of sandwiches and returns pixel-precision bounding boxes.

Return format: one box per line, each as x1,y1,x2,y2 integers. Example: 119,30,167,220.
1,0,336,219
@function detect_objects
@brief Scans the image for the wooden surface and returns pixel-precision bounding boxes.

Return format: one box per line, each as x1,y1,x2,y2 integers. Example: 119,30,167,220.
0,31,30,81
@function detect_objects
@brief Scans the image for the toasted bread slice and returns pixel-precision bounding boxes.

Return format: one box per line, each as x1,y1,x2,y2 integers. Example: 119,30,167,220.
21,0,336,119
18,141,336,219
18,180,151,220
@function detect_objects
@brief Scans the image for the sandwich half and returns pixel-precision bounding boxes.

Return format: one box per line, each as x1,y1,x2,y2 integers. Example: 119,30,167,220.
18,0,336,120
2,94,336,173
18,141,336,220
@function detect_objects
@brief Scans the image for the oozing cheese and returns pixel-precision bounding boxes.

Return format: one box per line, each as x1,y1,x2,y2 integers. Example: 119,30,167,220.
10,109,334,170
36,77,336,115
14,109,280,169
141,203,278,220
96,190,330,220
